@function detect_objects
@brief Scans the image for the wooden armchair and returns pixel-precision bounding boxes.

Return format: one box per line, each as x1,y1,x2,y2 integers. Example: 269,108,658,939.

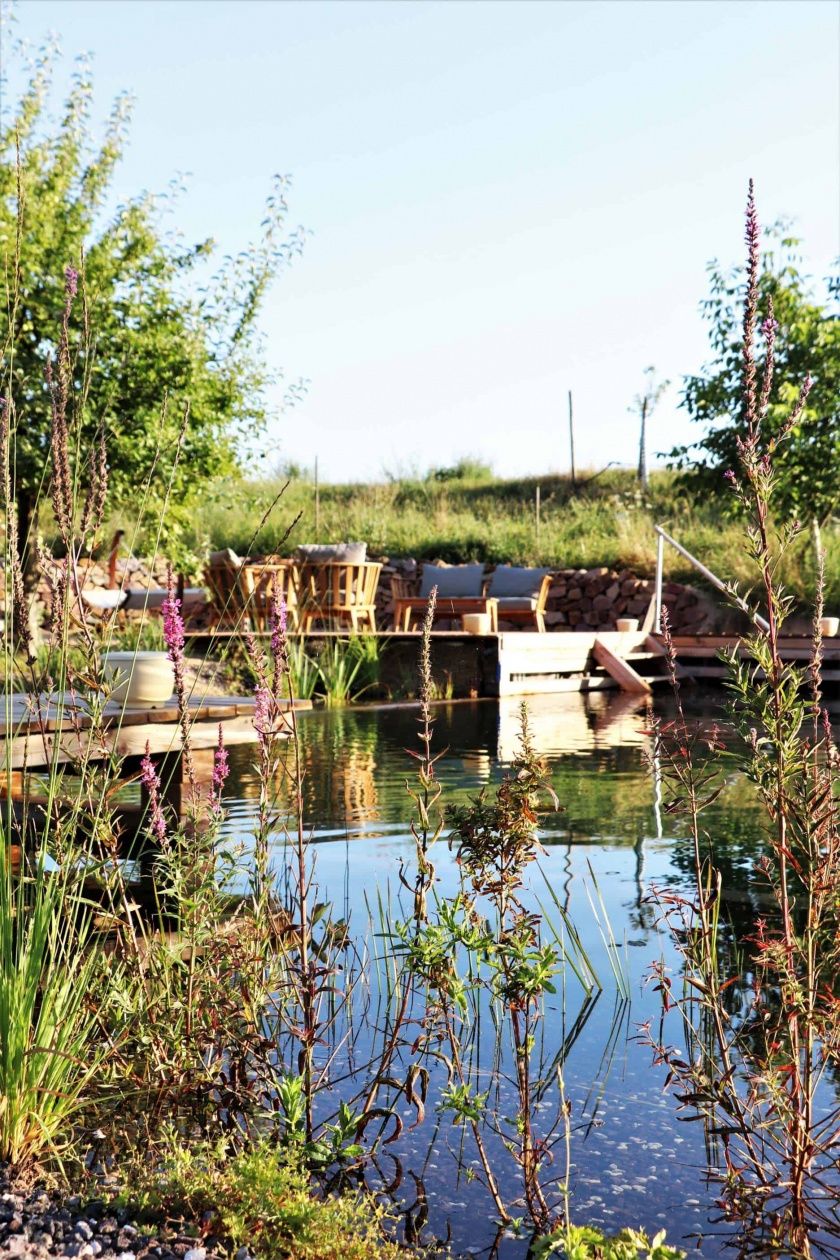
297,561,382,633
205,549,246,630
239,560,300,632
486,567,553,632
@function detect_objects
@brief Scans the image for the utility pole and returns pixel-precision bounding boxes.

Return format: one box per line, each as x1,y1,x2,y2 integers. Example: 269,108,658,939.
568,390,576,491
314,455,320,539
535,484,541,550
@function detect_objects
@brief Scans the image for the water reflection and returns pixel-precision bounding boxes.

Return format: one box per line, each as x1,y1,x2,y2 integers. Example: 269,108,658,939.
220,689,780,1257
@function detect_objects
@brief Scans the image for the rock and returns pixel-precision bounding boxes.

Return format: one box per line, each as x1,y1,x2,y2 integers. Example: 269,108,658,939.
73,1222,94,1241
184,1248,206,1260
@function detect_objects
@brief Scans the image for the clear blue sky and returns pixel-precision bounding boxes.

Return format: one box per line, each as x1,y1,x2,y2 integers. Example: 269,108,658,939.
6,0,839,481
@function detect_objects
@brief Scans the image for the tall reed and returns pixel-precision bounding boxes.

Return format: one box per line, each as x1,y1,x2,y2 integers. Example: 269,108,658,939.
645,184,840,1259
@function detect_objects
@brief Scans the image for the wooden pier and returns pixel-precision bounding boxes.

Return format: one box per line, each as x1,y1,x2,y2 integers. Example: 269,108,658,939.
1,691,312,822
289,629,834,698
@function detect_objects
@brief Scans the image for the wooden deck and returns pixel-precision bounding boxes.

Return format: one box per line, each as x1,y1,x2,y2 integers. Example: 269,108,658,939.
2,691,311,771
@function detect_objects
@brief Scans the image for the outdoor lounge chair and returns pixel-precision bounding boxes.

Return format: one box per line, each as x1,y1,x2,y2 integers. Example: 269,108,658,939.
390,563,499,631
486,566,553,632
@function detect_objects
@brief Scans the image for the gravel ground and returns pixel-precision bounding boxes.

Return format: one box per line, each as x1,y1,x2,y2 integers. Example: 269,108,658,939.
0,1178,237,1260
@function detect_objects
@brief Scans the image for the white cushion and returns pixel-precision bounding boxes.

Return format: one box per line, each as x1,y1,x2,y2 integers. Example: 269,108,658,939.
208,547,242,568
296,542,367,564
495,596,538,612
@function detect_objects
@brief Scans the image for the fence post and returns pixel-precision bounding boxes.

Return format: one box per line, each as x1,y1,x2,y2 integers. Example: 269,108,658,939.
654,530,664,633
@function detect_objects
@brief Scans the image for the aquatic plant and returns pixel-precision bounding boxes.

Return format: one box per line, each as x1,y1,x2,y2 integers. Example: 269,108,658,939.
0,849,107,1168
645,184,840,1258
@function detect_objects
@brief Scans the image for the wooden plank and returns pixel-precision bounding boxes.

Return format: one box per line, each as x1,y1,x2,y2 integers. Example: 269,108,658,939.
3,692,308,739
5,714,266,771
592,639,652,695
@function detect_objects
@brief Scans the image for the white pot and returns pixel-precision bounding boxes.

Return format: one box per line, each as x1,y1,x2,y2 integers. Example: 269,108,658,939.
462,612,491,635
820,617,840,638
102,651,175,706
615,617,639,633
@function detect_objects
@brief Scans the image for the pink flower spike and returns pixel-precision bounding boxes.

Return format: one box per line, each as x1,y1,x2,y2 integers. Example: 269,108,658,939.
212,724,230,814
140,743,167,845
254,684,272,736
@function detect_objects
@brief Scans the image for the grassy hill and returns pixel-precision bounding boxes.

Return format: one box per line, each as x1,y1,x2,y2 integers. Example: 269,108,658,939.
146,466,837,610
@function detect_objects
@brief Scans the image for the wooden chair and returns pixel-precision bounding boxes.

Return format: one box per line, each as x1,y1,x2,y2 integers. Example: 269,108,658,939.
297,561,381,633
487,567,553,632
239,560,300,632
204,549,246,631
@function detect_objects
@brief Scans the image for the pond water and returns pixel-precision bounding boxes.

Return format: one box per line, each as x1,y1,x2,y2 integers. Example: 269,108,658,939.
218,690,805,1257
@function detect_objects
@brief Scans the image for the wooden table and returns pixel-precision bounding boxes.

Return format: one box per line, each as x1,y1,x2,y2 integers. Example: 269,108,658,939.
392,596,499,632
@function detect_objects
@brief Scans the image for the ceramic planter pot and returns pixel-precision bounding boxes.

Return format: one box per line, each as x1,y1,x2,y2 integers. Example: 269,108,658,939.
102,650,175,706
462,612,491,635
615,617,639,632
820,617,840,638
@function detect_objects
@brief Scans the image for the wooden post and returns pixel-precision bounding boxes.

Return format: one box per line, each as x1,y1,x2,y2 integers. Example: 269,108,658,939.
314,456,320,540
535,485,541,549
568,390,576,490
654,531,664,633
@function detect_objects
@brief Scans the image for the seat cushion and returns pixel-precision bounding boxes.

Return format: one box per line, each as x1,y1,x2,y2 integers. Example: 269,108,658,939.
296,542,367,564
420,563,485,598
488,566,550,598
208,547,242,568
495,596,538,612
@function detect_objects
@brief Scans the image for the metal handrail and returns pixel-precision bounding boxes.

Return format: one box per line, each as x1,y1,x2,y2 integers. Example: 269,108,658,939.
654,524,769,634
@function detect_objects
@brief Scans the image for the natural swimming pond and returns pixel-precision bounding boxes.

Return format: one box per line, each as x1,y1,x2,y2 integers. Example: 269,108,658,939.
217,690,821,1257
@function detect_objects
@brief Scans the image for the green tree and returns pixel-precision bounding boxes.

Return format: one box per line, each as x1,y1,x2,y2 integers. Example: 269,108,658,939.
670,225,840,525
0,31,304,562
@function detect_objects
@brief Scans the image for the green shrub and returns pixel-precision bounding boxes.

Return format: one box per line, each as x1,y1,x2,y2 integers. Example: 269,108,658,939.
121,1137,402,1260
534,1223,685,1260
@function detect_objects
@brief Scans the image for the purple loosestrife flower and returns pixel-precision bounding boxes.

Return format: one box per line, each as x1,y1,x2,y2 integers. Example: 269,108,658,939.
162,578,186,664
64,265,78,299
140,743,167,846
254,684,273,737
270,585,289,699
162,565,195,787
212,724,230,815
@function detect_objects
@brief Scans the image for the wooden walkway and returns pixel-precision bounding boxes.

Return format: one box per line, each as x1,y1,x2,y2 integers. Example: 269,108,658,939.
2,692,311,772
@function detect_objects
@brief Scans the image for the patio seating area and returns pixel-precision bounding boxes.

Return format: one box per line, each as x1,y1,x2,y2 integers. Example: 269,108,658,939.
204,543,382,634
391,562,551,632
197,550,558,634
75,540,559,637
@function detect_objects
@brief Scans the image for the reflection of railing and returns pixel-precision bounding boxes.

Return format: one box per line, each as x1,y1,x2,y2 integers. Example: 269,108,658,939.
653,523,769,634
